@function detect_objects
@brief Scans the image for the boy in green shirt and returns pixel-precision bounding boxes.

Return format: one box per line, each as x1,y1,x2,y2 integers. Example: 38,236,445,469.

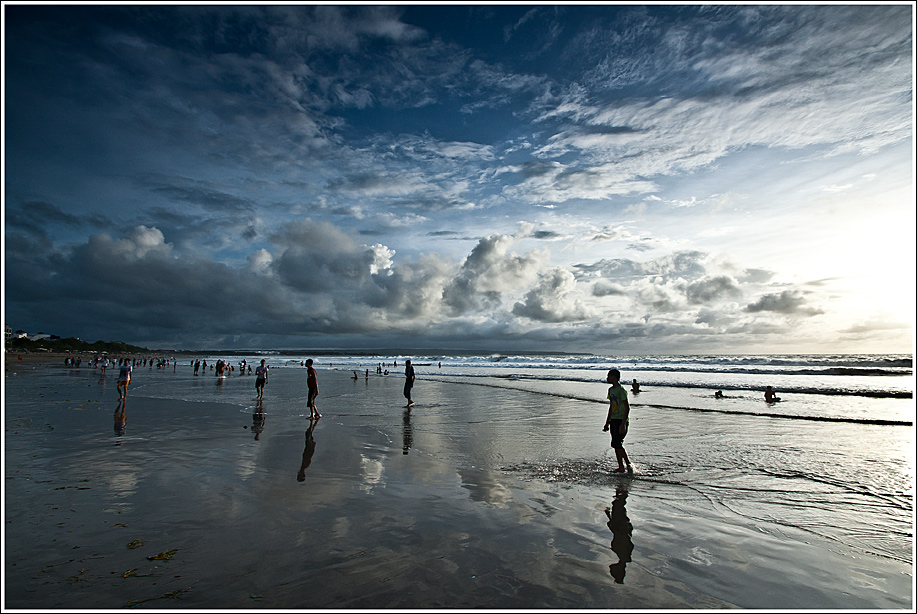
603,368,632,474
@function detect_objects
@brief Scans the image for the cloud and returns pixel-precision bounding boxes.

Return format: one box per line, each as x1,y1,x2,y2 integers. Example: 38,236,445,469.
442,233,547,315
520,5,912,204
745,290,823,316
512,268,593,322
592,280,627,297
685,275,742,305
4,6,909,353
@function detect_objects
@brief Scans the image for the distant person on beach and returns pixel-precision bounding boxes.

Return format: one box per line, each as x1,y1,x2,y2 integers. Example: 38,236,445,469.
255,359,268,399
117,359,132,400
631,379,640,394
306,359,320,419
404,360,415,407
715,390,724,399
764,386,780,402
603,368,632,474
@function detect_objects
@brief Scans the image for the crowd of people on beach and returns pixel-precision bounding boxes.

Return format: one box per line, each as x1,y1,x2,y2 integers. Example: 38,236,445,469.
62,352,786,480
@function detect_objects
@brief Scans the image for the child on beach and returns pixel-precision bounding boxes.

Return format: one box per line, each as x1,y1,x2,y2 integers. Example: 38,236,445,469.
603,368,632,474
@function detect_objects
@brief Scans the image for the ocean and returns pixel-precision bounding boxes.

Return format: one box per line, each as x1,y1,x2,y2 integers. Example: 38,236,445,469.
205,351,913,423
4,351,913,608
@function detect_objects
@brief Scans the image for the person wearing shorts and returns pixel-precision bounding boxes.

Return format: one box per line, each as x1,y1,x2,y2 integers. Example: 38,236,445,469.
255,359,268,399
117,358,132,400
603,368,632,474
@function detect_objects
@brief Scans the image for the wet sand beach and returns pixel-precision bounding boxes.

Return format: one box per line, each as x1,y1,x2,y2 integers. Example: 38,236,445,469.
3,359,913,609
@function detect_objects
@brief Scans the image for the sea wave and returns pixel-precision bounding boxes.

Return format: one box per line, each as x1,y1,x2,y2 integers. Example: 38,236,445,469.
435,372,913,399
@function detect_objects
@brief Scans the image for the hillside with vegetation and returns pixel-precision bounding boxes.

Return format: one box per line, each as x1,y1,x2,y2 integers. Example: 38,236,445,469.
7,337,151,355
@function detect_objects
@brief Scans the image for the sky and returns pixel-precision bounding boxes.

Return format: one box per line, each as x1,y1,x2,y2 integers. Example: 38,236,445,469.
3,3,915,354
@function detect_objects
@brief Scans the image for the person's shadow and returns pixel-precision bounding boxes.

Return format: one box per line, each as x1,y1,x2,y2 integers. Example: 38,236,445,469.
297,419,318,481
605,485,634,584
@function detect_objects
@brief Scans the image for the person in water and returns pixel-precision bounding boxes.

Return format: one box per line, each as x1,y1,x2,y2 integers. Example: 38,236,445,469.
631,378,640,394
603,368,632,474
764,386,780,402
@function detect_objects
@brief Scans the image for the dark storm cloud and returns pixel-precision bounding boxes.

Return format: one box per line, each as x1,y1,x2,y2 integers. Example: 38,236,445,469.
148,185,257,213
745,291,824,316
5,201,113,239
685,276,742,304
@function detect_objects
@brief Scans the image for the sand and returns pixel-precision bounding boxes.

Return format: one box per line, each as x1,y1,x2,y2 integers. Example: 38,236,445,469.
3,357,913,609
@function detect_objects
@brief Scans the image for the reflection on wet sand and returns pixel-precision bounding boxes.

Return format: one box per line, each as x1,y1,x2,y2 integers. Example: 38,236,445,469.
297,419,318,481
252,400,265,441
113,400,126,439
605,485,633,584
402,408,413,455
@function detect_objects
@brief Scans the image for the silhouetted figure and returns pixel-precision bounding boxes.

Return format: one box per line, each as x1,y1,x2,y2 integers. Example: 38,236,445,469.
765,386,781,403
306,359,320,419
404,360,415,407
631,378,640,394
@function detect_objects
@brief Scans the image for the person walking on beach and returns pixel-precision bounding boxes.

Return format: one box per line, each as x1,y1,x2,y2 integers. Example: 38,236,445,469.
306,359,320,419
255,359,269,399
117,358,132,400
603,368,632,474
404,359,416,407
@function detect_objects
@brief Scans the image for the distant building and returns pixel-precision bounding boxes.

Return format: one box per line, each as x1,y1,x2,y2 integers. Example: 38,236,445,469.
4,325,10,341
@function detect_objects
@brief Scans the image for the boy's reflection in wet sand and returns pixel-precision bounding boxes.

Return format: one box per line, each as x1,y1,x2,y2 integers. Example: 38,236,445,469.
605,485,634,584
252,400,265,441
113,400,126,439
402,408,413,455
296,418,318,481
